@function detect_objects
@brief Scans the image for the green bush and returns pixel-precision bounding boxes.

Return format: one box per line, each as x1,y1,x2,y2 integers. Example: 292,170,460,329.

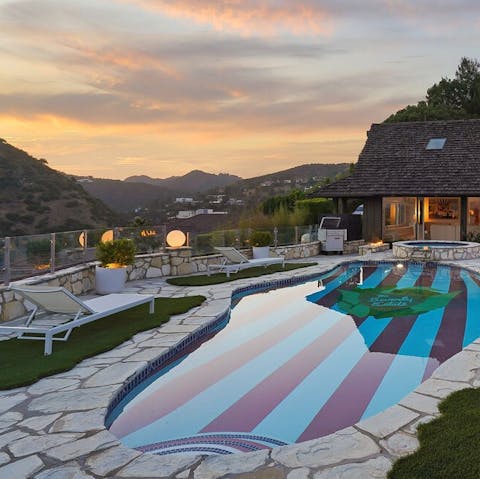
295,198,334,224
249,230,273,247
96,238,136,267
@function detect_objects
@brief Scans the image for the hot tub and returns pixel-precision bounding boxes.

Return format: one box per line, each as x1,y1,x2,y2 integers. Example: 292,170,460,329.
393,240,480,261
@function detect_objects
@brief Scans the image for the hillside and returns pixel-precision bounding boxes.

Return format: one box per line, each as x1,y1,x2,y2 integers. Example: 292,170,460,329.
125,170,241,193
227,163,351,192
80,163,352,219
0,139,117,236
81,178,174,213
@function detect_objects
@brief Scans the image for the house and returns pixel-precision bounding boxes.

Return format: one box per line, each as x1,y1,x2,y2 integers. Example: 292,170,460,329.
175,197,194,204
316,120,480,242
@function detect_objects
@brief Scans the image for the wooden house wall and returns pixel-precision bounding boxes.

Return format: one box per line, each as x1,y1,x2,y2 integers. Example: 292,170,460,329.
363,197,383,242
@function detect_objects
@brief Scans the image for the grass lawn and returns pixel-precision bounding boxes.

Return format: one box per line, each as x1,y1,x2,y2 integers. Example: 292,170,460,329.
167,262,317,286
0,296,205,390
388,387,480,479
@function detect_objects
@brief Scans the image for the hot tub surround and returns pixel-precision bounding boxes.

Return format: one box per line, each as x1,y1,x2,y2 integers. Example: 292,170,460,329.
393,240,480,261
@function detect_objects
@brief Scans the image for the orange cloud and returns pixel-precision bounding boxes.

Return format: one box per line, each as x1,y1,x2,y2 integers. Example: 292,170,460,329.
124,0,332,36
57,35,179,78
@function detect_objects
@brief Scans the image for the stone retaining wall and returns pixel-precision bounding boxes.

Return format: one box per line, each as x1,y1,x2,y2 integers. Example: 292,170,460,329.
344,239,365,255
0,265,96,322
0,242,323,322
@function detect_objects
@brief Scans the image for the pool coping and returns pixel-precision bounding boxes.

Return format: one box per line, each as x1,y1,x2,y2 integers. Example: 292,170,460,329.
0,254,479,479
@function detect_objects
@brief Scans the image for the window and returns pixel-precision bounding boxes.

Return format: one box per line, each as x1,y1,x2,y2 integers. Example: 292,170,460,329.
426,138,446,150
468,198,480,226
427,197,459,220
382,197,416,241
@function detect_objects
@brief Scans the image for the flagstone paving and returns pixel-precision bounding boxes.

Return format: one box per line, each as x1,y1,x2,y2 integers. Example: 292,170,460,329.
1,252,480,478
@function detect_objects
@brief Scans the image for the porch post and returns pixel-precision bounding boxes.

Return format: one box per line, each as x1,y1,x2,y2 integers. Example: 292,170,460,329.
461,196,468,240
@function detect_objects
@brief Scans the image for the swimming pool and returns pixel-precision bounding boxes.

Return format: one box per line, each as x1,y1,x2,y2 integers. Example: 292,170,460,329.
107,261,480,456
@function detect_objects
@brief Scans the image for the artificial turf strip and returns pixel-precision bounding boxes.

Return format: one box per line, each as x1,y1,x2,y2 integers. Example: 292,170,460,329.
0,296,205,390
166,262,317,286
388,387,480,479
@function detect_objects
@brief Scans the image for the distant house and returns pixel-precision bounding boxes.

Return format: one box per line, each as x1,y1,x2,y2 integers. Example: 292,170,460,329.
316,120,480,242
175,197,194,204
176,208,228,219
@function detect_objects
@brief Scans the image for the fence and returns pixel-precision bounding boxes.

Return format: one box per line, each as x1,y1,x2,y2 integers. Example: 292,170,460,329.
0,224,322,286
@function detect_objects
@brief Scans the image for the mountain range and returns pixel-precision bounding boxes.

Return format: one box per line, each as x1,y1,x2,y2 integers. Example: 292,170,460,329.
81,163,350,214
125,170,241,193
0,137,351,235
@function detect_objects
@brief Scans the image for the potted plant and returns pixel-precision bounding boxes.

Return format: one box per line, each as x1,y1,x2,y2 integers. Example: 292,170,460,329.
249,230,273,259
95,238,136,294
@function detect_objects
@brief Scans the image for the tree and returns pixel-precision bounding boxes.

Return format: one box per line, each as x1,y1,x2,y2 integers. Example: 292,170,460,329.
386,57,480,122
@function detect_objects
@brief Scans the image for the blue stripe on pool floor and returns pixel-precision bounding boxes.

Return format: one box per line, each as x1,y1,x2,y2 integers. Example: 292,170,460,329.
361,265,451,419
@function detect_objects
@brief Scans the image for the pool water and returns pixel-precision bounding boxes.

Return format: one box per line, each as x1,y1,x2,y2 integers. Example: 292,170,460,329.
107,262,480,456
404,241,465,248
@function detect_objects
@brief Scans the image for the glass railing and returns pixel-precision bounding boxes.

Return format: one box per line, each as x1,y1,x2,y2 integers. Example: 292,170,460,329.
0,223,320,285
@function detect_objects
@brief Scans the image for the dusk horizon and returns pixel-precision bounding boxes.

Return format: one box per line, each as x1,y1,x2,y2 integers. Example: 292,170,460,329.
1,0,479,179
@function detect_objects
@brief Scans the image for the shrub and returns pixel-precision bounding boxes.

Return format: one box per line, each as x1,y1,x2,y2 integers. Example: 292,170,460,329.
96,238,136,267
249,230,273,247
295,198,334,224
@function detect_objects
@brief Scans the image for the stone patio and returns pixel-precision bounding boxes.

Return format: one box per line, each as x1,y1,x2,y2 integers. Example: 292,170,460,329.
1,252,480,479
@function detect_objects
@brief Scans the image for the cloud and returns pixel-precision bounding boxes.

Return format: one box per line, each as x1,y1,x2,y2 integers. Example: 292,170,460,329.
121,0,333,36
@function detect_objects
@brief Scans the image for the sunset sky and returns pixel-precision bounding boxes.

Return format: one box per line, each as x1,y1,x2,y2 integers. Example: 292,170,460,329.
1,1,479,180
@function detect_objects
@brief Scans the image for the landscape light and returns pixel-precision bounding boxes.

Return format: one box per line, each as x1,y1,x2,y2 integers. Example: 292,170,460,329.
78,232,86,247
101,230,114,243
141,229,157,237
166,230,186,248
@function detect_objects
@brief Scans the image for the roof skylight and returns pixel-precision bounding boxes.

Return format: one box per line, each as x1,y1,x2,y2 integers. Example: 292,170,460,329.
426,138,446,150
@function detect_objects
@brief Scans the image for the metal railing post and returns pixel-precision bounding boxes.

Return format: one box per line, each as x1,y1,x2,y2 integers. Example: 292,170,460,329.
294,225,299,244
4,237,11,286
273,227,278,247
50,233,56,274
162,224,167,249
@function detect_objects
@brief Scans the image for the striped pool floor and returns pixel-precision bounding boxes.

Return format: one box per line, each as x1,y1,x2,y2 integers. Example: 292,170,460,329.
108,262,480,455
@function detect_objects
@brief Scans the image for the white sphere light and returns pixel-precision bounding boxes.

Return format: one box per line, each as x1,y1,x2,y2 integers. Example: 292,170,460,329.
101,230,114,243
166,230,186,248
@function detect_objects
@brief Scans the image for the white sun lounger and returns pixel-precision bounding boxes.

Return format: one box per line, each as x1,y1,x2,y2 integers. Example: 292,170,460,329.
0,285,155,355
207,246,285,277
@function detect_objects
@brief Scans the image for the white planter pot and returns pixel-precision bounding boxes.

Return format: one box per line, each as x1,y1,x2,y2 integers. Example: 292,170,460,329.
95,266,127,294
252,246,270,259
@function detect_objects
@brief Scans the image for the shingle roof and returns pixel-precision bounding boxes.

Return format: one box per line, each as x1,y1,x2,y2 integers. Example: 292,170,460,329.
317,119,480,197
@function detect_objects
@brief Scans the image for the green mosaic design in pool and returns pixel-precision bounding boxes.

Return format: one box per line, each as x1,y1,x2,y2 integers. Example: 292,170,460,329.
337,286,460,319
